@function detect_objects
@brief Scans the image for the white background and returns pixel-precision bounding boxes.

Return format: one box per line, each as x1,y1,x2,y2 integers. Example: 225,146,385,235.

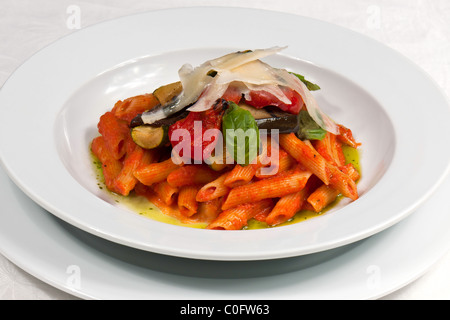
0,0,449,299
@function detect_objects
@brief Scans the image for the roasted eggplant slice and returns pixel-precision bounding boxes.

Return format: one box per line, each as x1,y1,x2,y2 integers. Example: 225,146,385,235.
130,107,189,128
238,104,299,133
248,105,326,140
255,113,299,133
236,104,298,133
131,125,169,149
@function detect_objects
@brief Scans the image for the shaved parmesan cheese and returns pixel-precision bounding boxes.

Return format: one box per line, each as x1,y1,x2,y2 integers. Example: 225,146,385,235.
180,47,287,113
141,46,339,134
187,60,292,112
208,46,286,70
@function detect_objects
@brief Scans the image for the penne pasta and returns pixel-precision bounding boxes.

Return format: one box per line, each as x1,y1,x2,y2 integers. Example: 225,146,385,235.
113,144,146,196
306,184,340,213
192,197,223,224
91,136,113,165
327,165,359,201
265,189,308,226
196,172,230,202
340,163,360,181
112,93,159,124
221,169,312,210
135,182,192,223
279,133,330,185
134,158,180,186
252,209,270,222
223,164,257,188
91,136,123,194
312,132,346,167
280,133,359,201
207,198,274,230
139,148,160,168
307,163,361,212
152,180,179,206
337,124,361,148
97,111,130,160
166,165,220,188
178,185,200,217
255,148,295,178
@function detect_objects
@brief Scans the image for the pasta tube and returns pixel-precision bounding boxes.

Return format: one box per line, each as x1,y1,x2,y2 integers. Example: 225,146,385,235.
221,169,312,210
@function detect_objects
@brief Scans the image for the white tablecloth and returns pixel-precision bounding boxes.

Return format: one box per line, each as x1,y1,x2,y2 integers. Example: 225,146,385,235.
1,0,449,300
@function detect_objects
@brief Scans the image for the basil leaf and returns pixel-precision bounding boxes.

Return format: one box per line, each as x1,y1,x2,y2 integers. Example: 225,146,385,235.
222,102,260,165
290,72,321,91
297,110,327,140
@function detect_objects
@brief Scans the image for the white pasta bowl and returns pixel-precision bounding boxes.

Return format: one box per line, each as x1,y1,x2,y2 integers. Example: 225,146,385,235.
0,7,449,260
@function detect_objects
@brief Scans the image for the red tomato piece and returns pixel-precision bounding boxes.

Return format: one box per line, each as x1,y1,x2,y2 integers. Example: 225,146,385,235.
221,85,243,104
169,101,226,162
245,87,304,114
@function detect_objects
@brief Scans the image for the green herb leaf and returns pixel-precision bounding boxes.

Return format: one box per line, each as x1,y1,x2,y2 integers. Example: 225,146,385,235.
297,110,327,140
222,102,260,165
290,72,321,91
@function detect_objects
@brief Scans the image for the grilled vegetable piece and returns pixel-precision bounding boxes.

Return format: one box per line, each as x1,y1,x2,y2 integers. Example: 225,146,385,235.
255,114,298,133
131,125,169,149
153,81,182,106
238,103,272,119
130,107,189,128
129,108,190,149
238,104,299,133
249,105,326,140
129,81,184,127
145,109,189,128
